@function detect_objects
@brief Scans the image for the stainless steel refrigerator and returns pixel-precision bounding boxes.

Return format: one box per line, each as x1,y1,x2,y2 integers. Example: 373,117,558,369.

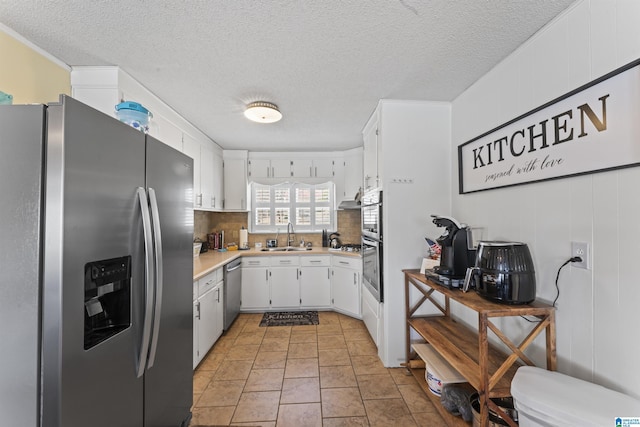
0,96,194,427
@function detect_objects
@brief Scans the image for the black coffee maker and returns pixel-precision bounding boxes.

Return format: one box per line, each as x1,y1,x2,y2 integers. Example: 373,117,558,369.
431,215,476,279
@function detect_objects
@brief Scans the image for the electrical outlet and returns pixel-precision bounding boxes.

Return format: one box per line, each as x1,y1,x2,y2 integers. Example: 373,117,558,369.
571,242,590,269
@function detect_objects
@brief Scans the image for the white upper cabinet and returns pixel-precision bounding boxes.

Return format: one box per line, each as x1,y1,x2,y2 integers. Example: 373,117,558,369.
362,114,379,190
343,147,363,199
271,159,293,178
292,158,334,178
248,158,271,179
199,140,214,210
153,113,183,152
291,159,313,178
211,149,223,210
248,153,340,181
223,150,248,211
182,134,202,208
248,158,292,179
183,135,223,210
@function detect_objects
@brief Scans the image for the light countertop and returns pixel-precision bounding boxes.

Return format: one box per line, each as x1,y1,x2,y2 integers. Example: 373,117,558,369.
193,247,360,281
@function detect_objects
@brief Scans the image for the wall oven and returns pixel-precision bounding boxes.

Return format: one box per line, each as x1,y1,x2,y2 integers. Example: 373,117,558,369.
362,188,383,302
362,236,383,302
362,188,382,240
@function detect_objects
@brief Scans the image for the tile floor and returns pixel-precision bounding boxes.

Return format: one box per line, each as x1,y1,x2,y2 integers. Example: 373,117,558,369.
191,311,445,426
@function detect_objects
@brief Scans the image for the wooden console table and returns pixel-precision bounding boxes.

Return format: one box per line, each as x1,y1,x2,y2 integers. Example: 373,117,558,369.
403,269,556,427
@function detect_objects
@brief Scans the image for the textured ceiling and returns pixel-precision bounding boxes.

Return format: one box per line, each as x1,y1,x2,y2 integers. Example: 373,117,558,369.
1,0,576,151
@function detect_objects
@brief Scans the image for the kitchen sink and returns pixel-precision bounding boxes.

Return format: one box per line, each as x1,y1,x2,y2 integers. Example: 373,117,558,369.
260,246,312,252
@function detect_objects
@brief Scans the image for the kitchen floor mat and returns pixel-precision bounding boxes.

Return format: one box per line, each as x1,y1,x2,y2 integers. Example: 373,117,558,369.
259,311,319,327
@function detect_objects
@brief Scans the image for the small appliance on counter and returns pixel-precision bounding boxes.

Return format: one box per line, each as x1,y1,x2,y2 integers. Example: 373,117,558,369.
194,238,208,253
329,232,342,249
193,242,202,257
464,241,536,304
431,215,476,279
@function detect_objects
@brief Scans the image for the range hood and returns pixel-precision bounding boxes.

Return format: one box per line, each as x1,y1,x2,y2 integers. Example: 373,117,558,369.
337,199,361,210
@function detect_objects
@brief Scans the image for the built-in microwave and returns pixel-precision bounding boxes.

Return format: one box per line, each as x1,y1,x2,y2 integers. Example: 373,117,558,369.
362,236,383,302
361,189,382,240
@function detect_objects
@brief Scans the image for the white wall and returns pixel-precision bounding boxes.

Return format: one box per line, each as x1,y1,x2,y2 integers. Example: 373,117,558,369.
377,100,451,367
451,0,640,398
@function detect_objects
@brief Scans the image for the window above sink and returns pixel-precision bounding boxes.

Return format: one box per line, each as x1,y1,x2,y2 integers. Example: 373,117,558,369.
249,182,336,233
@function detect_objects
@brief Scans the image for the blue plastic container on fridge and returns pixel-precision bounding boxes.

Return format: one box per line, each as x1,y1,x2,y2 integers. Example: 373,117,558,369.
115,101,152,133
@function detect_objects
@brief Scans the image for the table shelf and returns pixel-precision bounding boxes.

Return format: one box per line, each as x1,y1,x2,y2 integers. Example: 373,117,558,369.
403,270,556,427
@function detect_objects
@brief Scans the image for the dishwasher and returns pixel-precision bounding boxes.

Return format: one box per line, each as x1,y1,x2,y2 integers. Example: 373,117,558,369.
223,258,242,330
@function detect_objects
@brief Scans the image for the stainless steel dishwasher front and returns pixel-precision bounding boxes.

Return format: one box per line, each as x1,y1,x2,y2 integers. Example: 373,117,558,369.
223,258,242,330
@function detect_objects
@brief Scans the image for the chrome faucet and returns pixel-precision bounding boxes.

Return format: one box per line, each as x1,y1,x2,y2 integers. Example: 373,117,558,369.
287,222,295,247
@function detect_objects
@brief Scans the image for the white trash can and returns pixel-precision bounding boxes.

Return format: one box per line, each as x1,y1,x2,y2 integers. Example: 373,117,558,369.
511,366,640,427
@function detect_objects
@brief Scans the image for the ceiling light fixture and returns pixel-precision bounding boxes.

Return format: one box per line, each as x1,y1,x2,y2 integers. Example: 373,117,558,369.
244,101,282,123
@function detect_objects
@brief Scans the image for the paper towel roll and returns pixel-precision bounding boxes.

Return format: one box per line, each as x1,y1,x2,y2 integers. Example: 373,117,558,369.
239,228,249,249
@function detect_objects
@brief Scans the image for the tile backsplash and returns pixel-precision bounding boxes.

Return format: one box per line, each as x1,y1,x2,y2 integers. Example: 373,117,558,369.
194,210,362,248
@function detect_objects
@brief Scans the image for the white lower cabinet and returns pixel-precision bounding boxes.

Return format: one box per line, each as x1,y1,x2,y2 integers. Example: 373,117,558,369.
270,267,300,308
193,268,224,369
331,256,361,317
241,257,270,310
197,286,218,358
361,284,380,346
193,289,199,369
270,256,300,308
239,254,361,315
300,256,331,308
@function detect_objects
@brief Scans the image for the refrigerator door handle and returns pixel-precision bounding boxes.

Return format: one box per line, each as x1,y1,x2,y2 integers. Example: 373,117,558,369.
147,187,163,369
136,187,155,378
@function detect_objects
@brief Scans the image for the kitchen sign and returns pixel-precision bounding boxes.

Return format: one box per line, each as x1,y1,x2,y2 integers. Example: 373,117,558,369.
458,58,640,194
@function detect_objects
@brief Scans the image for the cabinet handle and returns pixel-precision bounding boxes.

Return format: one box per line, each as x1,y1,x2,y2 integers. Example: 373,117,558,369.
297,268,300,279
310,166,313,177
353,273,357,285
280,260,291,264
339,261,349,265
267,166,270,177
266,270,269,281
195,301,201,319
216,288,220,302
315,166,318,177
212,196,216,207
328,268,330,279
310,260,321,263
